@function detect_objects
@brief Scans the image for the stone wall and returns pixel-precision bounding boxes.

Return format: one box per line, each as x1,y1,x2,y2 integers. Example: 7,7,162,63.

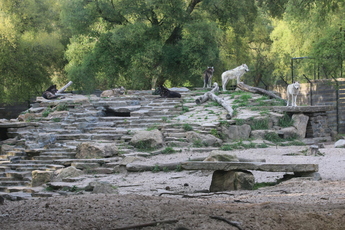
271,78,345,134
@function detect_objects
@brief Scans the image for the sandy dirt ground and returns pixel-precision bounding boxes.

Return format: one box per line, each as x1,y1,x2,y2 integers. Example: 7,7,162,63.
1,144,345,229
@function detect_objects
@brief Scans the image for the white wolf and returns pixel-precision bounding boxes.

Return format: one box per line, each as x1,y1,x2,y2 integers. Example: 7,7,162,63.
221,64,249,91
286,81,300,107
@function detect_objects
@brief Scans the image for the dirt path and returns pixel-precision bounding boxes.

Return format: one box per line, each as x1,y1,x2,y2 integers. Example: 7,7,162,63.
1,144,345,229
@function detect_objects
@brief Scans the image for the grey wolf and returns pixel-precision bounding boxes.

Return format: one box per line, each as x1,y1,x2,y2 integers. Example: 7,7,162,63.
158,85,181,98
42,85,59,99
100,86,126,97
221,64,249,91
203,67,214,88
286,81,300,107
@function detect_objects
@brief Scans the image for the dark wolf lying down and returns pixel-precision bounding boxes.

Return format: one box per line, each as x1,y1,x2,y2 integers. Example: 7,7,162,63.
158,85,181,98
42,85,59,99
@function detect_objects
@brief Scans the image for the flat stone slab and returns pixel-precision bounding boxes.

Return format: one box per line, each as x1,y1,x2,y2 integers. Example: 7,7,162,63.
271,105,334,113
181,162,318,173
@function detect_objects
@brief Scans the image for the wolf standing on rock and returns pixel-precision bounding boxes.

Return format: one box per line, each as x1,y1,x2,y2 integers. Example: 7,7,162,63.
203,67,214,88
286,81,301,107
221,64,249,91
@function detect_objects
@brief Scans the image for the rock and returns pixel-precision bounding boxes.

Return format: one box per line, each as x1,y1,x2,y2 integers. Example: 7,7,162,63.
204,151,239,162
185,131,222,147
130,129,164,149
0,144,15,155
32,170,53,187
279,127,299,139
76,142,119,159
210,170,255,192
52,166,84,182
87,181,118,194
334,139,345,148
221,124,251,141
17,113,40,122
292,114,309,138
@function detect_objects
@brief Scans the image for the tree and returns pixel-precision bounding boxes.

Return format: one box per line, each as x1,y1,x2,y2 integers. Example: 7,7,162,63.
61,0,258,92
0,0,66,103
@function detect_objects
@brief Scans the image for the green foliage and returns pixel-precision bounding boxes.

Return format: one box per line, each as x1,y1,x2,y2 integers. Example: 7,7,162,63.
55,103,68,111
183,124,193,131
161,147,176,154
250,118,269,130
278,113,294,127
42,108,53,117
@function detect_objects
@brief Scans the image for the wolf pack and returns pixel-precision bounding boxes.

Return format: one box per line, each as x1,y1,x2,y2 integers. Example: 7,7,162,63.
42,64,300,106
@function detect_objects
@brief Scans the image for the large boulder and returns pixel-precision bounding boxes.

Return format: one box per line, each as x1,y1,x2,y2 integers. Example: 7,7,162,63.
204,151,239,162
86,181,118,194
292,113,309,138
52,166,84,182
76,142,119,159
31,170,53,187
210,170,255,192
221,124,251,141
335,139,345,148
185,131,222,147
130,129,164,149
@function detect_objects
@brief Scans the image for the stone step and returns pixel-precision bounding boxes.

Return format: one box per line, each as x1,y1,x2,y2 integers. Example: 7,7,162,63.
0,186,31,193
0,180,31,187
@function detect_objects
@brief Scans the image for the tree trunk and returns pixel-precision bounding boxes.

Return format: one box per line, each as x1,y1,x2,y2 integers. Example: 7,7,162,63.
237,82,285,101
195,91,233,119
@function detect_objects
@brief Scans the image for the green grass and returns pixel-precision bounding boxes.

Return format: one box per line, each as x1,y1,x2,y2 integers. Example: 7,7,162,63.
161,147,176,154
279,112,294,127
250,118,269,130
183,123,193,131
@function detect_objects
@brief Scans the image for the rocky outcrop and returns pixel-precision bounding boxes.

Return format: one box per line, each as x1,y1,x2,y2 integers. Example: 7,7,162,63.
76,142,119,159
221,124,251,141
185,131,222,147
130,129,164,149
31,170,53,187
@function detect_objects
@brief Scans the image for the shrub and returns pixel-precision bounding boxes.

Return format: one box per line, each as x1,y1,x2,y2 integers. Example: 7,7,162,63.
251,118,269,130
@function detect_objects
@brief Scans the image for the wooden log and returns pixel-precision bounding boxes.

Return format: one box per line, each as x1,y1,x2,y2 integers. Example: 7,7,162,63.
56,81,73,94
237,82,285,101
195,91,234,119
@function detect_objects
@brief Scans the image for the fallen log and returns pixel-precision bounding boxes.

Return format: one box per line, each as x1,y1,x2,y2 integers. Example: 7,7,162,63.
195,92,233,119
237,82,285,101
56,81,73,94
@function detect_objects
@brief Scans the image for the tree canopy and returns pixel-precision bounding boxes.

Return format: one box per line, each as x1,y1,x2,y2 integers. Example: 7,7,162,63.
0,0,344,103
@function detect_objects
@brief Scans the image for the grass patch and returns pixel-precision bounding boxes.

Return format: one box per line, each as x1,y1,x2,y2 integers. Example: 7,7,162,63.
183,123,193,131
250,118,269,130
161,147,176,154
42,108,53,117
56,103,68,111
220,141,257,150
279,112,294,127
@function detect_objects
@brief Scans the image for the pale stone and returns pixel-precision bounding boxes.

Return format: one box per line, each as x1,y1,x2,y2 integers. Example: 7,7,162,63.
130,129,164,148
292,113,309,138
52,166,84,182
221,124,251,140
185,131,222,147
76,142,119,159
334,139,345,148
32,170,53,187
204,151,239,162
